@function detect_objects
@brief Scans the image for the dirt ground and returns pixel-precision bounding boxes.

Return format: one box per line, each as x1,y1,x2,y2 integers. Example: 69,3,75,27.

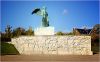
0,53,100,62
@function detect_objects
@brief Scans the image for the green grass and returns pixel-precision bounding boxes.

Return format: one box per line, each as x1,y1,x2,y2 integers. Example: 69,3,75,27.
91,45,99,54
1,42,19,55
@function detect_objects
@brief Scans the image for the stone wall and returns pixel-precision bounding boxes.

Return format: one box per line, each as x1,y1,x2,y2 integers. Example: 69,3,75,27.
11,36,93,55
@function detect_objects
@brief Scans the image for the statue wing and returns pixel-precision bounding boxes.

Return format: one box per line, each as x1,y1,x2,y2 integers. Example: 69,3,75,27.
32,8,40,14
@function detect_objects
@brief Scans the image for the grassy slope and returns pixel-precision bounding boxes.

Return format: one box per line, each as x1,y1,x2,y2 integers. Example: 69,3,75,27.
1,42,19,55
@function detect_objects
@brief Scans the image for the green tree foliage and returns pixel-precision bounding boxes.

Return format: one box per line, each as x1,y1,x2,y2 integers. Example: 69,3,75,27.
56,31,64,35
56,31,74,35
13,27,26,37
66,32,74,35
26,26,34,36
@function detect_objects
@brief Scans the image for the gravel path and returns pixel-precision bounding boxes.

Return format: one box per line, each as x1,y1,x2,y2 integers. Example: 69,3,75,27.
1,53,100,62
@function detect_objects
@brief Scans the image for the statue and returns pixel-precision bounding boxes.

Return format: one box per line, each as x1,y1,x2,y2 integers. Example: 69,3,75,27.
32,7,54,35
32,6,49,27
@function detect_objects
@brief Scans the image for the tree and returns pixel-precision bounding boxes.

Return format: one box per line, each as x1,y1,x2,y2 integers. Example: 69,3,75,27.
13,27,25,37
90,24,100,53
26,26,34,36
5,25,12,38
66,32,74,35
56,31,64,35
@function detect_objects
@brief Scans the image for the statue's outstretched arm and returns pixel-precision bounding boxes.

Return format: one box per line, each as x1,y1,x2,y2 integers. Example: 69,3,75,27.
36,10,43,16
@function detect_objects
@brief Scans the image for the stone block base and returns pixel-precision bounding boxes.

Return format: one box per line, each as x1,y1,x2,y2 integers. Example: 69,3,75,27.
11,36,93,55
34,26,54,35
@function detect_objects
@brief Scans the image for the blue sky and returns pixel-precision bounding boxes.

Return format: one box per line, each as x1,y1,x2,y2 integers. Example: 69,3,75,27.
1,1,99,32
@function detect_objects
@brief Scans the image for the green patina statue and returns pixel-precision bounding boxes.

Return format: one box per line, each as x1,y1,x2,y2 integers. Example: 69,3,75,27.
32,6,49,27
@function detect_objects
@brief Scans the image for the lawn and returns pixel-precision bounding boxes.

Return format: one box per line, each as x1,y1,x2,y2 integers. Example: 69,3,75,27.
1,42,19,55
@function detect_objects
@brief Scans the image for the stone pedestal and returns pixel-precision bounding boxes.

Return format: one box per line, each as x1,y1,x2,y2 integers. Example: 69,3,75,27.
34,26,54,35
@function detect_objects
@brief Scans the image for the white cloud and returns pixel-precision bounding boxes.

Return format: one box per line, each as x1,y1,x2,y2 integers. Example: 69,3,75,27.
62,9,68,15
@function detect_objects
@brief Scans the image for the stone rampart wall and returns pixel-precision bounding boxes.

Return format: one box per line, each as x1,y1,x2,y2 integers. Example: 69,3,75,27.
11,36,92,55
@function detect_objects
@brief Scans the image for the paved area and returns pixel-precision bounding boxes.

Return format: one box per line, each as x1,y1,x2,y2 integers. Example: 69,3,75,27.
1,54,100,62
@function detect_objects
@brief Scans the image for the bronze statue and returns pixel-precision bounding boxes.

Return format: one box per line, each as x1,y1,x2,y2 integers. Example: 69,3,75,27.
32,6,49,27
